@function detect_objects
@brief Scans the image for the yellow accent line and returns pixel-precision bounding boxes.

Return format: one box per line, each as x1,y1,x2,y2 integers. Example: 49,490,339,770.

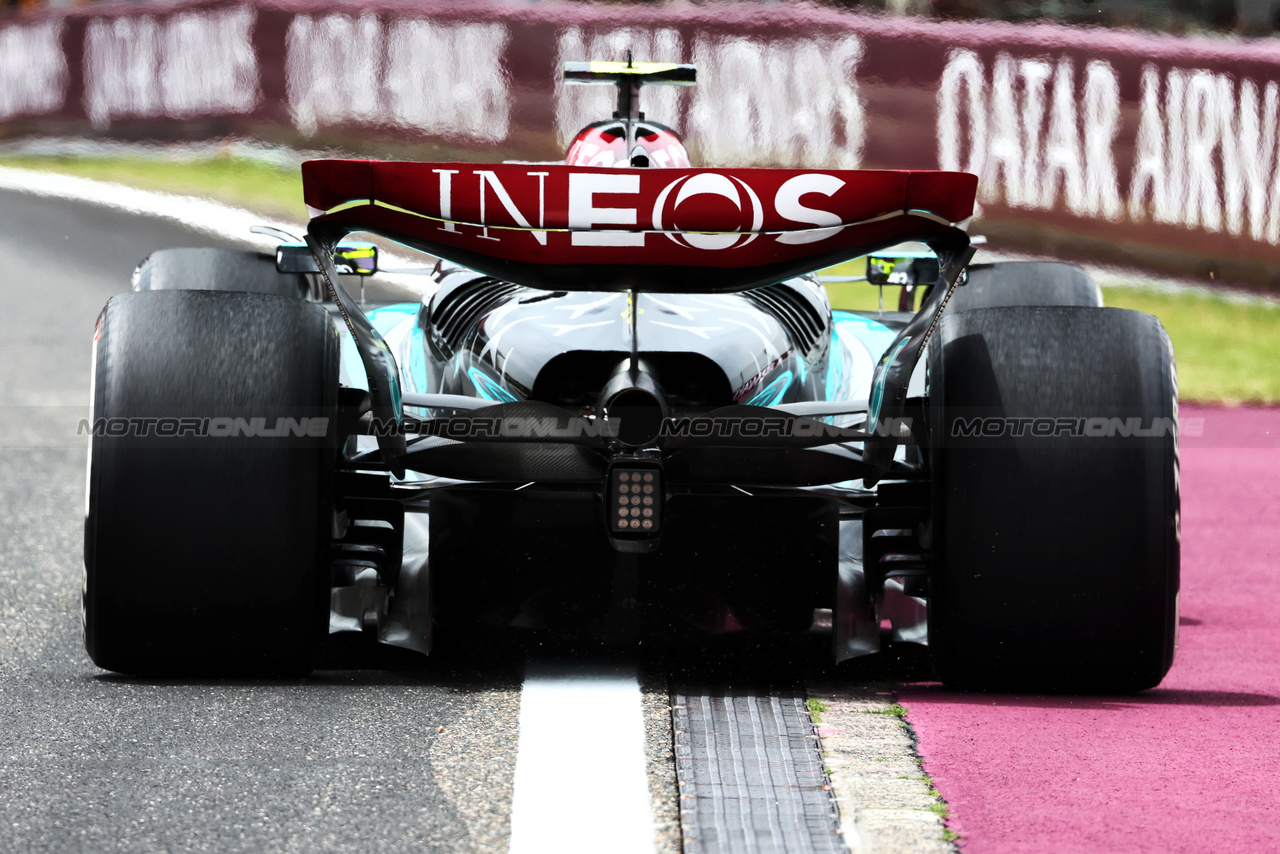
325,199,369,215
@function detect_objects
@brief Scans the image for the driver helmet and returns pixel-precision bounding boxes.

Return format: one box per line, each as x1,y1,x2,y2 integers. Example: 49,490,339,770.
565,120,692,168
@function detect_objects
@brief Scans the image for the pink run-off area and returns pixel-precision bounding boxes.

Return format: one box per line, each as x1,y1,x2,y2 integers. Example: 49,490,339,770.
898,405,1280,853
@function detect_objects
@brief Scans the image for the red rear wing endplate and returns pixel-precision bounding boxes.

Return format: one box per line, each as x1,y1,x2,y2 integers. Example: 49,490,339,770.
303,161,977,292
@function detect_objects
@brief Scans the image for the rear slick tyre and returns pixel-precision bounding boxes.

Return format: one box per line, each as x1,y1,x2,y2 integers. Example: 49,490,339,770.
133,248,309,298
948,261,1102,313
83,290,340,676
927,306,1179,692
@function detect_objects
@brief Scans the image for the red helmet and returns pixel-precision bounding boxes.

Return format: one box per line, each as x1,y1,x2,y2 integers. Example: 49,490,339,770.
565,120,692,168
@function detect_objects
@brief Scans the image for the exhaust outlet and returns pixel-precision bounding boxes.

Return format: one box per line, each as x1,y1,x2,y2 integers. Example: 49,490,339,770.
597,359,668,447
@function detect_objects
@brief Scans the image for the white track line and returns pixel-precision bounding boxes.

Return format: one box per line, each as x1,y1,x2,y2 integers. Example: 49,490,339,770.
0,166,428,296
0,166,297,253
510,664,655,854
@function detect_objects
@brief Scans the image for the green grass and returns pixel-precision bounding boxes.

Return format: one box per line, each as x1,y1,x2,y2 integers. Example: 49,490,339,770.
920,780,953,828
888,767,957,840
1101,287,1280,404
5,154,1277,403
822,260,891,312
863,703,907,717
806,697,828,723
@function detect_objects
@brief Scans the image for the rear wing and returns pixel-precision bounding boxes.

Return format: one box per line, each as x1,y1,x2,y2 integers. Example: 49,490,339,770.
303,161,977,293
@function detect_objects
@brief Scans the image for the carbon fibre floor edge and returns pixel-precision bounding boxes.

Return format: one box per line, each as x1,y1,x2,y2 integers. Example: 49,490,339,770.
672,690,845,854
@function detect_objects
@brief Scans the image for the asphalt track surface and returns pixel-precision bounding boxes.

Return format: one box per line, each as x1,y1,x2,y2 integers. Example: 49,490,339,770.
900,404,1280,852
0,187,531,853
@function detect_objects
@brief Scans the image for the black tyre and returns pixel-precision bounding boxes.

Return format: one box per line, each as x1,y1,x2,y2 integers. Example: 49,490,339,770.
84,290,340,675
948,262,1102,314
133,248,309,298
927,306,1179,692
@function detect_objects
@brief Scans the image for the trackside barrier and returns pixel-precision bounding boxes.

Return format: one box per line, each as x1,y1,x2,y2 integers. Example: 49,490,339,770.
2,0,1279,289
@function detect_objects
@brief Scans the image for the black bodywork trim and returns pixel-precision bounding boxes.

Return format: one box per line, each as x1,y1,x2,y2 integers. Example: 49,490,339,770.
862,228,975,483
306,227,407,476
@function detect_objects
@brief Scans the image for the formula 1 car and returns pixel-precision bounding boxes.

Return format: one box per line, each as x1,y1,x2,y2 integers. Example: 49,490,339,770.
83,62,1179,691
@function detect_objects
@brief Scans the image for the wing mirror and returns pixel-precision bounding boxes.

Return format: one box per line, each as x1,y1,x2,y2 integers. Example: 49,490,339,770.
865,252,940,287
276,241,378,276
